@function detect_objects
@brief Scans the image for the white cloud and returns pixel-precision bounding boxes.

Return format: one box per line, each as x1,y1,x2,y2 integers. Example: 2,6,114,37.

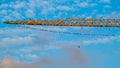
0,57,31,68
57,6,73,11
41,6,55,15
100,0,111,3
77,2,97,8
96,11,120,19
13,2,26,9
103,12,120,19
0,0,57,21
25,9,35,18
78,2,88,8
0,45,87,68
82,35,120,45
0,4,8,8
25,54,38,59
104,5,112,8
0,37,33,46
2,16,10,21
0,10,7,15
90,3,97,7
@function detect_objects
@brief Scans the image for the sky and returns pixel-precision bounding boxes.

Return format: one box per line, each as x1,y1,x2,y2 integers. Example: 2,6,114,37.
0,0,120,68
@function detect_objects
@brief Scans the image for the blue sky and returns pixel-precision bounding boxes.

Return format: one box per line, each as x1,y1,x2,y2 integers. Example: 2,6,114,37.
0,0,120,68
